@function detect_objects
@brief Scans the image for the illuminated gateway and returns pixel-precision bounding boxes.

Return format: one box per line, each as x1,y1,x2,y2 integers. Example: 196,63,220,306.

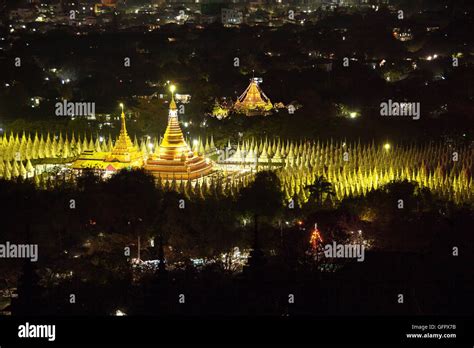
144,87,214,180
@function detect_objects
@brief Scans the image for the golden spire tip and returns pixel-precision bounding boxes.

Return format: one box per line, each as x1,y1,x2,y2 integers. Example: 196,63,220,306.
119,103,125,117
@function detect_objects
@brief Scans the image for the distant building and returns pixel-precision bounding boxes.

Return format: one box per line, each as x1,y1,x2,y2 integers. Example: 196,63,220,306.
221,8,243,25
94,0,117,15
321,0,340,10
392,28,413,41
9,8,37,22
175,94,191,104
200,14,218,24
297,0,322,11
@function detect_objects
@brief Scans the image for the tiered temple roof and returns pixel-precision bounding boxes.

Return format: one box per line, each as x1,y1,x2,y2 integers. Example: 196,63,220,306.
145,89,213,180
234,78,273,116
72,105,143,171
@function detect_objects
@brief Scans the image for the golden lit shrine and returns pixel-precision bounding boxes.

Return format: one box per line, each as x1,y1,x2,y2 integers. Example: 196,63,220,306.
94,0,117,13
234,78,273,116
145,86,214,180
72,104,144,172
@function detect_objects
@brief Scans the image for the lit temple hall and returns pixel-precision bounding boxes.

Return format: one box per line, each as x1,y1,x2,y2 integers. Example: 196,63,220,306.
234,77,274,116
212,77,285,119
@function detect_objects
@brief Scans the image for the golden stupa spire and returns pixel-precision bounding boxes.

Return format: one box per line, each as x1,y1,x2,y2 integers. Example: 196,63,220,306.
145,84,213,180
119,103,128,136
169,84,177,111
73,102,144,170
159,85,189,157
109,103,135,158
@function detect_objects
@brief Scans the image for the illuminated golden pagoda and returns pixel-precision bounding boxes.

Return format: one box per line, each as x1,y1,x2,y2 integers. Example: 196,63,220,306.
145,86,213,180
105,104,143,163
234,78,273,116
72,104,144,172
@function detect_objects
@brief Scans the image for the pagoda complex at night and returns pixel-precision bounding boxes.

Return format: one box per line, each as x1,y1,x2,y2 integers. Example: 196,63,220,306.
70,86,213,179
144,86,214,180
234,78,274,116
72,104,144,172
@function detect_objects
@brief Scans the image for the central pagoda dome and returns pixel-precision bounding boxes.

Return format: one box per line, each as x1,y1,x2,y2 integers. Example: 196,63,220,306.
145,86,213,180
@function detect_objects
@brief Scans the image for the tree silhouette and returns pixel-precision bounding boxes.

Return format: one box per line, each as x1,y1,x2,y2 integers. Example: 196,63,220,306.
306,175,335,206
238,171,283,274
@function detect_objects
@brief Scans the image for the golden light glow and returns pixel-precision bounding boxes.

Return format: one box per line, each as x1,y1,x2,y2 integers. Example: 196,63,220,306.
143,91,214,180
234,79,273,115
71,100,144,170
169,85,176,93
3,130,469,204
309,228,322,250
384,143,391,150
